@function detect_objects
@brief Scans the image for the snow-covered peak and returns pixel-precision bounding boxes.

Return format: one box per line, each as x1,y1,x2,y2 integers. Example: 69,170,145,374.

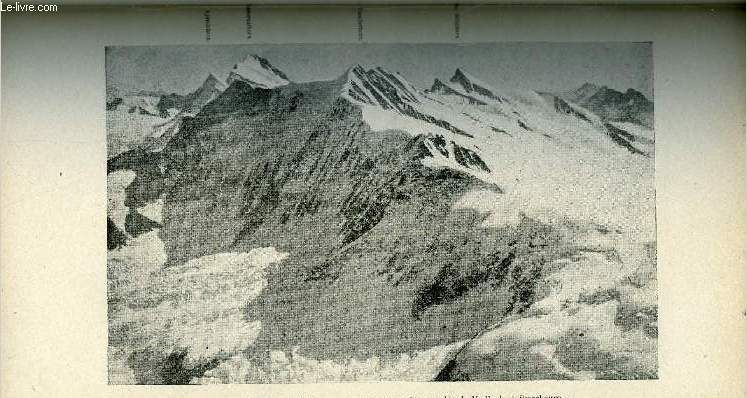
226,54,290,89
342,64,421,108
451,69,488,90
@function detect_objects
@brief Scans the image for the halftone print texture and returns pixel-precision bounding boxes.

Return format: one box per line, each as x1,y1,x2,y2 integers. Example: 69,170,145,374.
106,44,657,384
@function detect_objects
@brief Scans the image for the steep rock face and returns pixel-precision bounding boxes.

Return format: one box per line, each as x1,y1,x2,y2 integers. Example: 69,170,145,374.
449,69,503,102
428,79,487,105
108,148,165,208
551,96,591,123
158,76,491,264
585,87,653,127
108,217,127,250
603,122,647,156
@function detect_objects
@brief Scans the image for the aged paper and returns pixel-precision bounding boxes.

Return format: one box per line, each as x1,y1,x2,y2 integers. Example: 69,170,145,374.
1,4,745,397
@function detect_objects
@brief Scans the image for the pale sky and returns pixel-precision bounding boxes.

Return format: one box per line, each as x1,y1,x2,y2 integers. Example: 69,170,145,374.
106,43,653,99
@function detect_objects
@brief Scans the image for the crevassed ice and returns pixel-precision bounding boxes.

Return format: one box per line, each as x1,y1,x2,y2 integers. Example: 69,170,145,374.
108,230,290,381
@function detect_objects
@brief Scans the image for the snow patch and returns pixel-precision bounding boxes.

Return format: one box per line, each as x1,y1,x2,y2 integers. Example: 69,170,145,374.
137,199,164,224
107,170,136,233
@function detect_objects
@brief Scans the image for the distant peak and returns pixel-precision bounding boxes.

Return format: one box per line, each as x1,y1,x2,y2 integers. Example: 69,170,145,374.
625,88,651,102
226,54,290,89
626,88,644,96
450,68,488,85
568,82,602,101
578,82,600,91
428,78,449,93
590,86,649,101
450,68,469,85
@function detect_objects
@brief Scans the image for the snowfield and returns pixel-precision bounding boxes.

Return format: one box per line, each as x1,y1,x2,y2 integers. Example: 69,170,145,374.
345,67,656,243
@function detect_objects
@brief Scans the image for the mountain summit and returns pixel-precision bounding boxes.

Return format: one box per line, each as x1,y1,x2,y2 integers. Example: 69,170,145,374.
154,72,227,117
226,54,290,89
188,73,227,111
566,82,602,104
449,68,503,101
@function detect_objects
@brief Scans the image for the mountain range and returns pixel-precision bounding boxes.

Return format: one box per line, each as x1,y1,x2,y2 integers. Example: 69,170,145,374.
561,82,654,128
107,53,657,383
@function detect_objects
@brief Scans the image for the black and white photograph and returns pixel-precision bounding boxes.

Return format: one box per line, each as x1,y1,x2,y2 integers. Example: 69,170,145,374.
105,43,657,384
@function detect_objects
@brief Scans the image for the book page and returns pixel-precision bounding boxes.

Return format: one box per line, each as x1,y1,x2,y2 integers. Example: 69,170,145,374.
1,4,744,397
